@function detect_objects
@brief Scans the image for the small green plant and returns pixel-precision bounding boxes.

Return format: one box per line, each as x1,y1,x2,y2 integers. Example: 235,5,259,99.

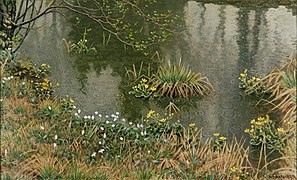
211,133,227,152
229,166,250,180
239,69,266,95
128,78,160,99
33,77,59,99
63,29,97,54
152,61,213,98
244,115,289,152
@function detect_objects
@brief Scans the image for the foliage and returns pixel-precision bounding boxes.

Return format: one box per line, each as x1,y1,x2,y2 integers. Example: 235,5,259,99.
239,69,267,95
63,29,97,54
211,133,227,152
259,57,296,125
127,61,213,99
2,0,182,53
129,78,160,99
152,61,213,98
244,115,289,152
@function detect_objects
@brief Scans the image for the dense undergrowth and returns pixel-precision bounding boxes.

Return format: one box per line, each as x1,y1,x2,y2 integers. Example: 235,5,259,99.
0,52,296,179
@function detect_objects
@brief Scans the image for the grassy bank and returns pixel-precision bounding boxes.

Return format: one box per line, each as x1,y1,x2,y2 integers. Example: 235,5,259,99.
0,53,296,179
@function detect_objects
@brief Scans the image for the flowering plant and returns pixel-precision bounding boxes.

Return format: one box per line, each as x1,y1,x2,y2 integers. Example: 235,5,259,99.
245,115,288,151
239,69,266,95
211,133,227,152
129,78,160,99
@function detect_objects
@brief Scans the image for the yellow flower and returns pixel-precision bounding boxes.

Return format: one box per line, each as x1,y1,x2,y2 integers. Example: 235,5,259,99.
159,118,167,123
255,122,263,126
256,77,261,81
44,78,49,83
189,123,195,128
252,76,256,81
142,78,147,83
277,128,285,133
213,133,220,137
230,166,237,172
56,82,60,87
150,87,157,91
250,119,256,124
240,73,247,78
41,63,47,67
70,98,75,103
244,129,250,133
257,117,265,121
265,114,269,119
146,110,155,119
144,84,149,89
250,129,254,133
219,136,227,141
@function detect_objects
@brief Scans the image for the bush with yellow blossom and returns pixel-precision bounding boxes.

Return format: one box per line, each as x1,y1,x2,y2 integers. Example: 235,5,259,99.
245,115,289,151
239,69,266,95
129,78,160,99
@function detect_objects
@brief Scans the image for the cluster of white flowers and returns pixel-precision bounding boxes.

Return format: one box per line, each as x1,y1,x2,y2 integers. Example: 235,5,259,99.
1,76,14,83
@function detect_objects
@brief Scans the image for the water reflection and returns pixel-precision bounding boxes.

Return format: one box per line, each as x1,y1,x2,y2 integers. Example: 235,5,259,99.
20,1,296,138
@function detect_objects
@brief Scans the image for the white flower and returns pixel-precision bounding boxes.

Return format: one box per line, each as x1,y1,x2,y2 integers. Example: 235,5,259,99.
53,143,57,148
137,124,140,128
10,76,13,79
91,152,96,157
113,118,117,121
1,80,4,83
94,111,98,115
99,141,102,144
148,150,151,154
83,116,88,119
82,130,85,135
100,127,104,131
111,114,115,118
74,113,79,116
141,131,145,136
98,114,102,117
120,137,123,141
40,126,45,130
122,118,126,122
106,121,110,124
3,77,7,81
105,115,109,118
0,99,3,102
103,133,106,138
116,112,120,115
140,124,144,128
22,82,25,85
4,149,7,156
98,149,105,153
87,115,91,119
54,135,58,140
77,109,81,114
112,124,115,128
48,106,52,110
72,105,76,109
129,122,133,125
91,115,95,120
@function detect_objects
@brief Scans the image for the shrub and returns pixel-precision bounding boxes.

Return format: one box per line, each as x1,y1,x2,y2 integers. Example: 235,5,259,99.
239,69,266,95
244,115,289,152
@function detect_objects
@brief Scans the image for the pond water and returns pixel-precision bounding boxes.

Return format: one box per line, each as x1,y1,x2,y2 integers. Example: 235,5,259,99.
20,1,296,139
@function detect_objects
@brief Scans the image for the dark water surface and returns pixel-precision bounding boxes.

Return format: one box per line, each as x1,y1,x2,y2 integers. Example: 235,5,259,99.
20,1,296,138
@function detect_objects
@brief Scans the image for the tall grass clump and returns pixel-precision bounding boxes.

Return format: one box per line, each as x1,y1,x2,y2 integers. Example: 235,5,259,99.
257,57,296,126
152,60,213,98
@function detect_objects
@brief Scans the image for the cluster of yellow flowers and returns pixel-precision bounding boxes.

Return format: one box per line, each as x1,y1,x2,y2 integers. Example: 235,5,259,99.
146,110,155,119
213,133,227,141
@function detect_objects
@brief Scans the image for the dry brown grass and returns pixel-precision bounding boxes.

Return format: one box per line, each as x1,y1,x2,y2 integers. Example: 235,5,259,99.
257,57,296,127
